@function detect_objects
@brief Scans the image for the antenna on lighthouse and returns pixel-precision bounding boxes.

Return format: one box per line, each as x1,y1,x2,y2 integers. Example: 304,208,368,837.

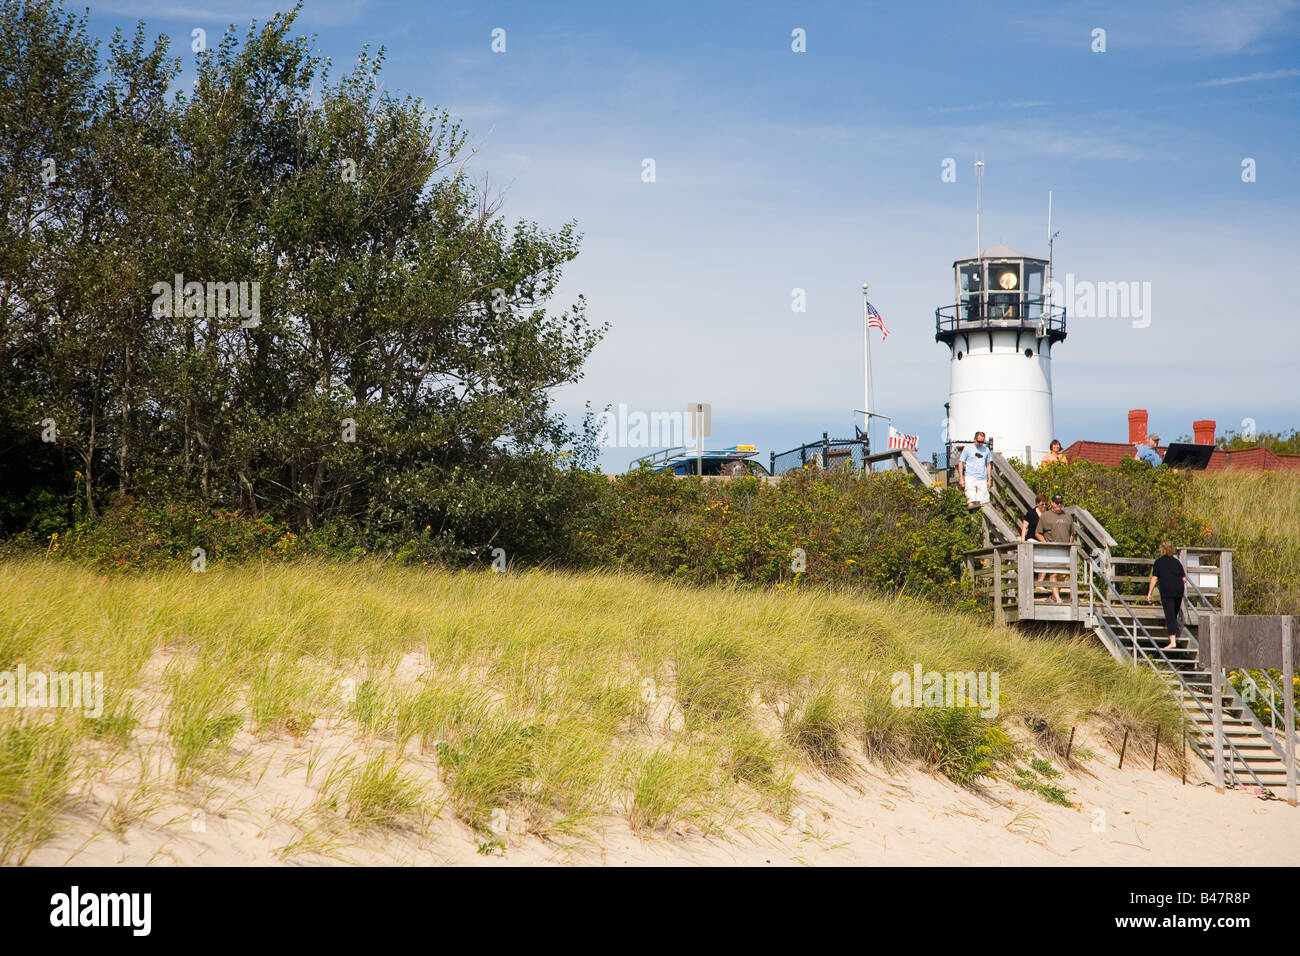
974,153,985,257
1046,191,1060,328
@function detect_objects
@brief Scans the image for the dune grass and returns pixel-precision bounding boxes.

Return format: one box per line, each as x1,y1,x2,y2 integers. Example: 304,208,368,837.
0,558,1186,861
1190,471,1300,614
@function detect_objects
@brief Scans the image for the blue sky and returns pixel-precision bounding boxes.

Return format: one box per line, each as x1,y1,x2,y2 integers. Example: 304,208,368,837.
89,0,1300,469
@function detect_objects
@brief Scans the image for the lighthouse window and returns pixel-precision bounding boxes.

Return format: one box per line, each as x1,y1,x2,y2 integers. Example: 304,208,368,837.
1025,264,1045,321
989,262,1019,290
959,265,983,322
1024,348,1034,358
956,351,963,360
1025,264,1044,295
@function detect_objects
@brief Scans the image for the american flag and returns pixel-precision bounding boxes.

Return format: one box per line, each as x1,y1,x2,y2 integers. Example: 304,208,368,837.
866,301,890,340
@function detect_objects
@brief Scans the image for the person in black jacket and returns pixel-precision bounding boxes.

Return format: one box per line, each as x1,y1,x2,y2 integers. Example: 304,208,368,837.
1145,540,1186,650
1020,493,1049,596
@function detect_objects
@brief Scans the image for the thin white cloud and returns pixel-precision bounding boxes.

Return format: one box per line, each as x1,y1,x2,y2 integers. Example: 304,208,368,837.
93,1,367,28
1193,67,1300,87
928,101,1050,115
1170,0,1299,53
1024,0,1298,54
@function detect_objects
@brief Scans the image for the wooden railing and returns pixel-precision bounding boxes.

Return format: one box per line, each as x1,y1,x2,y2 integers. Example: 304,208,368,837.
1106,549,1234,615
970,454,1238,629
1180,547,1234,616
1086,554,1289,789
985,450,1115,564
860,448,936,487
965,541,1080,625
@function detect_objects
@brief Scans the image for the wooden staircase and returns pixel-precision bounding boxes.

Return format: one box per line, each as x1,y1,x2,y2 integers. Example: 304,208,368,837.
965,452,1292,792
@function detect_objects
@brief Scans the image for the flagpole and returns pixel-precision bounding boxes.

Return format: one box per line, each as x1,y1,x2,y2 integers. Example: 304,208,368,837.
861,283,871,456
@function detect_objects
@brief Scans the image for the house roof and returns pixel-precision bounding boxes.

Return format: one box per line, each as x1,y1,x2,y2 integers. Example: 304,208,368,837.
1060,440,1153,468
1203,446,1300,472
1062,440,1300,472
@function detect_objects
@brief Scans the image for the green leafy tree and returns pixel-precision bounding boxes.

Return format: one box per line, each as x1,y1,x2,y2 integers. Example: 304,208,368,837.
0,2,605,560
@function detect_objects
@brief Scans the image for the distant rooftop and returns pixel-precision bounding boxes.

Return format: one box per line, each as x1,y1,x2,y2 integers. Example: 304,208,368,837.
1060,409,1300,472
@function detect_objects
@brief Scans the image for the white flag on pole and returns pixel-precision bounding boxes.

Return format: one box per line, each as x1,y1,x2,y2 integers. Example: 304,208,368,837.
888,426,918,451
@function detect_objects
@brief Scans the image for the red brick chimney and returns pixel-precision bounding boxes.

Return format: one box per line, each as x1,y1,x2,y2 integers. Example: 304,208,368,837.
1128,409,1148,444
1193,419,1216,445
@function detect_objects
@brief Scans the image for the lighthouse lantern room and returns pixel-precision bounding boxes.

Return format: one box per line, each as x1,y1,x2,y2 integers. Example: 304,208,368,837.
935,244,1067,466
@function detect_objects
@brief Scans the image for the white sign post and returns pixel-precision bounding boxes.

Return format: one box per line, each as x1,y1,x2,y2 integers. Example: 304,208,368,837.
686,402,711,477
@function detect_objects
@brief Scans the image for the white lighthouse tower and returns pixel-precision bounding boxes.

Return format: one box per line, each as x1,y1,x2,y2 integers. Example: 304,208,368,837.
935,245,1066,466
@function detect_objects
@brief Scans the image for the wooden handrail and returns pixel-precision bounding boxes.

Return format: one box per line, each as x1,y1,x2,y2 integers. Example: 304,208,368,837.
861,447,936,487
988,451,1036,511
1071,506,1117,551
980,503,1018,544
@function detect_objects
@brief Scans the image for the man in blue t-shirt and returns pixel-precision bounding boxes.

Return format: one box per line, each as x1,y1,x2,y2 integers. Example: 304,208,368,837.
1135,433,1163,467
957,432,991,508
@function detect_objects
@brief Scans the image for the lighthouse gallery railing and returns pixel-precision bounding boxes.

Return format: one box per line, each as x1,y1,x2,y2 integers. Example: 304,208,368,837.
935,298,1066,338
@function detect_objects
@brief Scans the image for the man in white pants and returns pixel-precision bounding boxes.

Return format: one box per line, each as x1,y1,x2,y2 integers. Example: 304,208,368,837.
957,432,991,509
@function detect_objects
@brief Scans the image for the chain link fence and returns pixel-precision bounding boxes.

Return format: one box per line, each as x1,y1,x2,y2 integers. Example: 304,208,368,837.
770,432,869,475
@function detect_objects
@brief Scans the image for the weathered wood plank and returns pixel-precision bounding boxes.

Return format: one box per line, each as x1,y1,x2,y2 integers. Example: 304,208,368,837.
1201,615,1300,669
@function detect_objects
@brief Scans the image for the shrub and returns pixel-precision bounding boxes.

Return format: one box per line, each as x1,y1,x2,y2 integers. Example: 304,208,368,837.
911,707,1014,786
1018,459,1206,558
572,468,983,608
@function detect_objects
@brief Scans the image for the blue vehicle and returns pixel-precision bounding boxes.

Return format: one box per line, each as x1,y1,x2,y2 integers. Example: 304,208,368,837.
629,445,770,477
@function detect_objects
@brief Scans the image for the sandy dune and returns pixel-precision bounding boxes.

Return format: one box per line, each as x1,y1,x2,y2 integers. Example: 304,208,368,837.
24,721,1299,867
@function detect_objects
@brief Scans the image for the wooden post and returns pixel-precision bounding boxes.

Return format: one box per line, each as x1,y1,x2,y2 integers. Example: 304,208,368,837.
1069,543,1079,619
993,547,1004,626
1211,615,1225,792
1066,726,1075,762
1283,615,1296,807
1220,550,1234,615
1018,541,1034,621
1152,725,1160,771
1118,729,1129,769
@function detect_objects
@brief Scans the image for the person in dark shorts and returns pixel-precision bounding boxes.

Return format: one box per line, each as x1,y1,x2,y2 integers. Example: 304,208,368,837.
1036,494,1075,602
1145,540,1186,650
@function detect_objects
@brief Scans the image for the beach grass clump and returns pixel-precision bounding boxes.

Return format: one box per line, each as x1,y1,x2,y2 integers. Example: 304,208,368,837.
342,753,426,829
350,678,396,737
909,707,1015,787
314,752,427,830
781,685,846,773
435,715,543,828
164,657,244,782
623,746,730,833
0,716,77,864
674,633,753,724
248,655,323,736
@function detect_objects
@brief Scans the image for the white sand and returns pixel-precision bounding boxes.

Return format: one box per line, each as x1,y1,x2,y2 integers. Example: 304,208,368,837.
24,721,1300,867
